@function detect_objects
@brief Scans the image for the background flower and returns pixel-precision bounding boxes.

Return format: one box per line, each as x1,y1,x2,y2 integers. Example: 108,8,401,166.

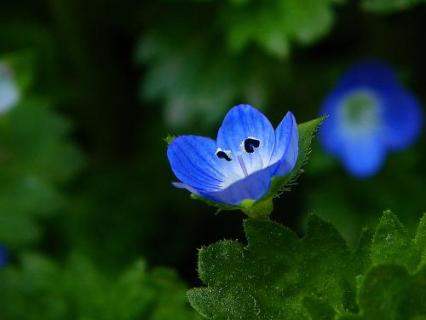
0,64,20,114
319,61,423,178
0,245,8,267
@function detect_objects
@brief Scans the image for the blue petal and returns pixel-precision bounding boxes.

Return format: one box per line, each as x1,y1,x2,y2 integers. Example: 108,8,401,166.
199,164,278,205
319,86,349,155
167,135,225,192
341,136,387,178
319,61,399,157
381,89,423,150
336,61,399,92
216,104,275,177
0,245,8,267
270,112,299,176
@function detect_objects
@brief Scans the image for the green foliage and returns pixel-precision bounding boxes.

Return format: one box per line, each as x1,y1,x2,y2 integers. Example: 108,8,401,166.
338,265,426,320
188,216,356,319
0,254,201,320
189,211,426,319
0,98,84,247
370,210,420,272
137,1,343,127
224,0,342,57
1,51,34,93
361,0,425,12
137,30,270,127
307,148,426,244
0,48,84,247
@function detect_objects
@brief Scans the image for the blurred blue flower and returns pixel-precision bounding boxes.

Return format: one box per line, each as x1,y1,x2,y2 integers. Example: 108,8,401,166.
0,63,21,114
0,245,8,267
320,61,423,178
167,104,299,205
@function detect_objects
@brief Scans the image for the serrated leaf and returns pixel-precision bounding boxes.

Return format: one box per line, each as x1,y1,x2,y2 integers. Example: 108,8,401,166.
188,215,357,319
351,228,373,275
338,265,426,319
189,211,426,319
371,210,420,272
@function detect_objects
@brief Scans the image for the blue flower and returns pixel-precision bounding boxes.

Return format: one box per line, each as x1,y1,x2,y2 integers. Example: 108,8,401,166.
0,63,20,114
0,245,8,267
319,61,423,178
167,104,299,206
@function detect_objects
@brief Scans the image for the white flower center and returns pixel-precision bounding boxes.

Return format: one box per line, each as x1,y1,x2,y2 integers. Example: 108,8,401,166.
339,89,381,136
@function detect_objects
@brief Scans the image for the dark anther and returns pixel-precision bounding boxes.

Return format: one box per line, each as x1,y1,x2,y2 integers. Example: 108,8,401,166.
244,138,260,153
216,150,232,161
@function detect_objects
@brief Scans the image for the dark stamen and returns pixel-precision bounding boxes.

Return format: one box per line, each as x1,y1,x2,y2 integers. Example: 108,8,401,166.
216,150,232,161
244,138,260,153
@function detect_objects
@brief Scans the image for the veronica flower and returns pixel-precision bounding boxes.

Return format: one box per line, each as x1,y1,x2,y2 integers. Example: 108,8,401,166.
0,63,21,114
0,245,8,267
319,61,423,178
167,104,299,216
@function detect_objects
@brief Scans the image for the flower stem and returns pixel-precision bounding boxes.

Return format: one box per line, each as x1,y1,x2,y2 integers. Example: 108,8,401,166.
241,198,273,220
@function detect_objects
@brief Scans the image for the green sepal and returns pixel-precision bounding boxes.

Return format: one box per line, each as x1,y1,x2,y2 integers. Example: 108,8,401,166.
165,135,176,145
187,116,326,217
260,115,326,201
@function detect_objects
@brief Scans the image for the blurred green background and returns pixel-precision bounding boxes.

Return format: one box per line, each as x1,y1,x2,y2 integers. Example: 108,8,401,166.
0,0,425,318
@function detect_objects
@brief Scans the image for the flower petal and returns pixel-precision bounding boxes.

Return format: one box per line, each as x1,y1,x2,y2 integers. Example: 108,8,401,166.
270,111,299,176
319,89,346,155
341,136,387,178
381,89,423,151
216,104,275,177
167,135,225,192
337,61,399,92
200,164,277,205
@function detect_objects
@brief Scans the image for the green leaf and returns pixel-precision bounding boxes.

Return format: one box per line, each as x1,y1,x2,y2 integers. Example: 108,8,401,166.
0,98,84,247
1,50,35,92
0,254,201,320
303,297,336,320
189,212,426,319
188,215,357,319
361,0,424,13
371,210,420,272
338,265,426,319
224,0,343,58
414,214,426,270
137,31,268,128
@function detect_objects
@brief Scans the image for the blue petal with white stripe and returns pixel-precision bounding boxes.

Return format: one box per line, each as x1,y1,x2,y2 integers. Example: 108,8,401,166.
167,105,299,205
